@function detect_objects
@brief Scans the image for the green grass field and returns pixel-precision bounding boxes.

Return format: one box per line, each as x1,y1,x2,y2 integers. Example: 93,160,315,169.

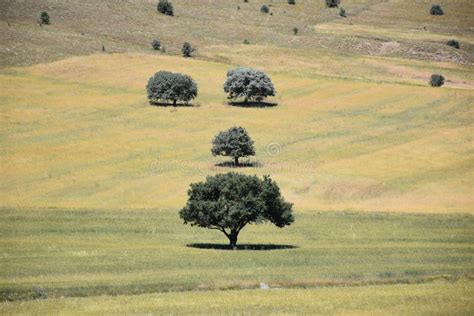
1,0,474,314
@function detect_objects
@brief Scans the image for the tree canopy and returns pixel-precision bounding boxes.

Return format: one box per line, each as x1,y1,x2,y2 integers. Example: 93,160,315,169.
180,172,294,248
146,71,197,105
223,68,276,103
211,126,255,166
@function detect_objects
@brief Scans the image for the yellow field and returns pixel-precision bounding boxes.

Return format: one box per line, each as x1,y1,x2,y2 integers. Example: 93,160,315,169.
1,48,473,213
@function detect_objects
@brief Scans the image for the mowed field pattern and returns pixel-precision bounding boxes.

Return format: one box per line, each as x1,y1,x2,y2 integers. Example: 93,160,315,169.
1,50,473,213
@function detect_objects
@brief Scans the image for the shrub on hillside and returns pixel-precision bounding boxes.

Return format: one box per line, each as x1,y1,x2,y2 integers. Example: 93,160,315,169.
326,0,340,8
340,7,346,17
181,42,195,57
146,71,198,105
288,0,296,5
211,126,255,166
151,40,161,50
260,5,270,13
40,11,50,25
157,0,174,16
429,74,445,87
430,4,443,15
293,27,298,35
223,68,276,103
446,40,460,49
243,39,251,44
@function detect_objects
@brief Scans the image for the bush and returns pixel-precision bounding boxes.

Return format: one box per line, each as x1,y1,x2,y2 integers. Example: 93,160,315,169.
340,7,346,17
447,40,460,49
146,71,198,105
288,0,296,4
429,74,445,87
181,42,195,57
293,27,298,35
243,39,251,44
211,126,255,166
151,40,161,50
326,0,340,8
430,4,443,15
157,0,173,16
224,68,276,103
260,5,270,13
40,11,50,25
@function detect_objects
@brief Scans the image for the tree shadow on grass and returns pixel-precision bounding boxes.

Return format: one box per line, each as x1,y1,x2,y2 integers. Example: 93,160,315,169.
187,243,298,251
214,161,263,168
149,101,199,107
228,101,277,108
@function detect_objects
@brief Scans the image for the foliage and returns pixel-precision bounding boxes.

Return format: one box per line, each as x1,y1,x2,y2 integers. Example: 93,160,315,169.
181,42,195,57
151,40,161,50
429,74,445,87
146,71,197,105
157,0,174,16
211,126,255,165
446,39,460,49
326,0,340,8
179,172,294,248
40,11,50,25
223,67,276,103
260,5,270,13
430,4,443,15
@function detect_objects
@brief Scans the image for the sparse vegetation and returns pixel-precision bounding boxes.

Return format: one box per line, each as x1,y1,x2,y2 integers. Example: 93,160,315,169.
151,40,161,50
180,172,294,248
40,11,50,25
223,68,276,103
211,126,255,166
447,39,460,49
326,0,340,8
181,42,195,57
146,71,198,105
157,0,174,16
430,74,445,87
430,4,444,15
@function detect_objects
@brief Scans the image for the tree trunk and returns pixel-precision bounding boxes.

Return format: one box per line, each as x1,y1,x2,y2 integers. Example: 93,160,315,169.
234,157,239,166
228,230,238,250
244,97,248,104
173,99,177,107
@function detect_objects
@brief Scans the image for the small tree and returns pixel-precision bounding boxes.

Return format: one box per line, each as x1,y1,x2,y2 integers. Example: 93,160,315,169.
260,5,270,13
146,71,198,105
180,172,294,249
40,11,50,25
326,0,340,8
151,40,161,50
211,126,255,166
430,74,445,87
157,0,174,16
243,39,251,44
224,68,276,103
293,27,299,35
430,4,443,15
339,7,346,17
447,40,460,49
182,42,195,57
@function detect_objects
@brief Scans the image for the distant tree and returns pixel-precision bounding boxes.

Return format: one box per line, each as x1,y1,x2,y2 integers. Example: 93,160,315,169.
180,172,294,249
446,40,460,49
430,74,445,87
151,40,161,50
326,0,340,8
146,71,198,105
260,4,270,13
157,0,174,16
288,0,296,4
430,4,443,15
182,42,195,57
293,27,298,35
339,7,346,17
243,39,251,44
40,11,50,25
211,126,255,166
224,68,276,103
